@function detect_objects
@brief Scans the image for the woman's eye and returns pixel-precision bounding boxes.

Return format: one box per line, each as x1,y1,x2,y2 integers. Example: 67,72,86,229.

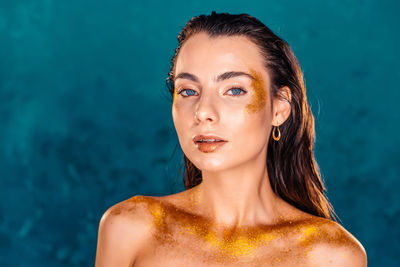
226,87,246,96
177,87,246,97
177,89,198,97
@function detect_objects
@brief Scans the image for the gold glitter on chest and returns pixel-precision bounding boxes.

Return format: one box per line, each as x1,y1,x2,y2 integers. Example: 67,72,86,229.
181,219,280,260
123,196,358,265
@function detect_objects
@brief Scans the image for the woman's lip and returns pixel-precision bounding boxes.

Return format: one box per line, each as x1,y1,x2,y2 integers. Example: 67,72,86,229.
193,134,228,142
194,140,227,153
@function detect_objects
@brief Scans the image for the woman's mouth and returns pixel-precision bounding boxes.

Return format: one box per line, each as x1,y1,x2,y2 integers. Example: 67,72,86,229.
193,135,228,153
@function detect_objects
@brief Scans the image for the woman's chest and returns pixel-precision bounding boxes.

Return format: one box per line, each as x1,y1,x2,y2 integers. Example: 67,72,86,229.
133,223,316,267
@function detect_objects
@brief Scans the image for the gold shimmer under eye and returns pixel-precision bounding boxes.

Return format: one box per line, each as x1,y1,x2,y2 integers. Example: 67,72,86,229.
172,87,177,106
245,69,266,114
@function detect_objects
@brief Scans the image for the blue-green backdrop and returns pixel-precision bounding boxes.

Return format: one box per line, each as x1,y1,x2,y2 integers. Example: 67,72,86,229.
0,0,399,266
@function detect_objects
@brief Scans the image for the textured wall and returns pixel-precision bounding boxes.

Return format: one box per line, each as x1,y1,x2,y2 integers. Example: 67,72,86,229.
0,0,398,266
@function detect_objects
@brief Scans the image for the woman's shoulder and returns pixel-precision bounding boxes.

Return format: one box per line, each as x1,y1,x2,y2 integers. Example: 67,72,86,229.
301,216,367,266
99,193,183,232
96,195,159,266
101,190,190,226
99,194,158,227
100,195,164,231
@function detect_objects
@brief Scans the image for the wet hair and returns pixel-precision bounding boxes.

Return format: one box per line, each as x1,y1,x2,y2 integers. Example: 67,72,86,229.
166,11,338,221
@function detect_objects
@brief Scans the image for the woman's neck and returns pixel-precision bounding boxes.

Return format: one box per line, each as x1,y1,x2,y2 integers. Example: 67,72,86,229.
191,156,286,228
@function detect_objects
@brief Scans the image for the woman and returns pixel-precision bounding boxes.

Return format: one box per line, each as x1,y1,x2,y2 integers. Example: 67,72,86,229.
95,12,367,266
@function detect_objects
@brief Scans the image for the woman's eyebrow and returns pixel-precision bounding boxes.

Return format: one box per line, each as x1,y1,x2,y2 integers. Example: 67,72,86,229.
174,71,255,83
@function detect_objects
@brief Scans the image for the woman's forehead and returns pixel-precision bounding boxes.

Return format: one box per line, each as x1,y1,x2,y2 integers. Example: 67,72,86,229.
175,33,265,77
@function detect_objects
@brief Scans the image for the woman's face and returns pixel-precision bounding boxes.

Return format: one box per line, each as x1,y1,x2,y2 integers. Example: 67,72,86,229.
172,32,275,171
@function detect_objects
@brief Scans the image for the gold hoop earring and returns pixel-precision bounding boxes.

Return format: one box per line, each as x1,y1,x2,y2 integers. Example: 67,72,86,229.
272,126,281,141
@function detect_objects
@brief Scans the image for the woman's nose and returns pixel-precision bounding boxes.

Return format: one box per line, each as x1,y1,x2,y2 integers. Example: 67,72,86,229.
194,93,219,124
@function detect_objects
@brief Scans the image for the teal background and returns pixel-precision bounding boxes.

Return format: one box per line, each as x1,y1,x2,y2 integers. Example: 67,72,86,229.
1,0,399,266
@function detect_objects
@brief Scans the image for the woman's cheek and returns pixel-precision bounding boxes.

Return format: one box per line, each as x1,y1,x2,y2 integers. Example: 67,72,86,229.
244,69,267,114
174,103,195,137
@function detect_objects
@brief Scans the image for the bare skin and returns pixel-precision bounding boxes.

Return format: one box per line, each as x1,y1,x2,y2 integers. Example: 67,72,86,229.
95,33,367,266
95,192,366,266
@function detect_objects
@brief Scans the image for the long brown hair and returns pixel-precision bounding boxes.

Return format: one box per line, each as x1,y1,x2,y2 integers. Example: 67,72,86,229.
166,11,338,221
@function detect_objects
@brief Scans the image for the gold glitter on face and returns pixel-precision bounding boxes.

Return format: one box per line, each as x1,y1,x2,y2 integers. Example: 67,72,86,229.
172,87,178,108
244,69,267,114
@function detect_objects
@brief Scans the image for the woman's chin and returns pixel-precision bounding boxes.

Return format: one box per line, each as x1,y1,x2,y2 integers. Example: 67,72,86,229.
192,158,232,172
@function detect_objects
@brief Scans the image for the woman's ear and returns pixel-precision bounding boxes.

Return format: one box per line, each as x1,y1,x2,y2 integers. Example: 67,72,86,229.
271,86,292,126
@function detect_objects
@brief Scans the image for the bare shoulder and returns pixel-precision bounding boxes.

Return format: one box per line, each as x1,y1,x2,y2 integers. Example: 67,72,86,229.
306,218,368,267
95,195,157,267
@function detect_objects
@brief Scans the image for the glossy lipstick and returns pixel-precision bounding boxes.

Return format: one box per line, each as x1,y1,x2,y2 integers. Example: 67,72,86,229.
193,135,228,153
